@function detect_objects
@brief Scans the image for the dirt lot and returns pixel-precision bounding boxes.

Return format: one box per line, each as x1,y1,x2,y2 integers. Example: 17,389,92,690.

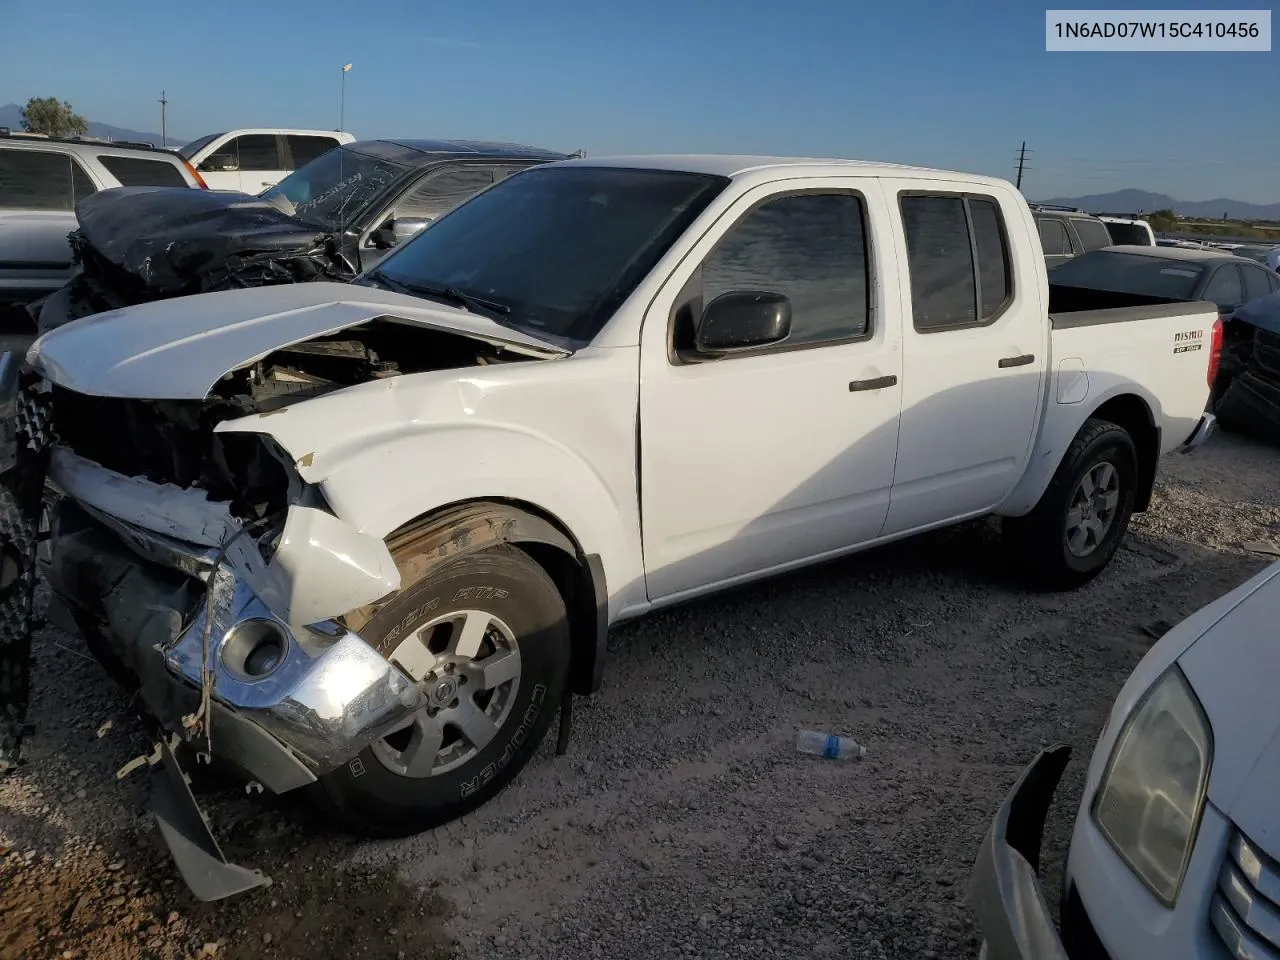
2,431,1277,960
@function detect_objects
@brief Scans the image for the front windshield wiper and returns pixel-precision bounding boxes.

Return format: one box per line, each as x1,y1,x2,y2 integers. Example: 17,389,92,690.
363,270,510,318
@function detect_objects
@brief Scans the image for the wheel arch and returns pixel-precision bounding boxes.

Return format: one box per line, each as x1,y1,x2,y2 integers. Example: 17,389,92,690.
1000,387,1161,517
344,498,609,696
1087,393,1159,512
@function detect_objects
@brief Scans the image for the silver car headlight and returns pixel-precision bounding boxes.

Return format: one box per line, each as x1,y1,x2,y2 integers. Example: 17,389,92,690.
1092,666,1212,906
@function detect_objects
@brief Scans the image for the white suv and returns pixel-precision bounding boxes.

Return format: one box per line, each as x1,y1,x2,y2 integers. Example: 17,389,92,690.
0,132,204,307
1099,215,1158,246
177,129,356,193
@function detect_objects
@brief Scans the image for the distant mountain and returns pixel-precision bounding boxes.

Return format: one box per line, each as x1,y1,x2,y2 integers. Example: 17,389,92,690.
0,102,181,148
1039,188,1280,222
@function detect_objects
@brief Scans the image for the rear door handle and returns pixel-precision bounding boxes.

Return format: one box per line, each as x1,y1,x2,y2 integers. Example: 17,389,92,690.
998,354,1035,369
848,375,898,392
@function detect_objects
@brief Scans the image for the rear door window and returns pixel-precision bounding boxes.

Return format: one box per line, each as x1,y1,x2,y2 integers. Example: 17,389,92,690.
230,135,282,171
970,198,1012,318
285,135,340,169
202,135,282,172
1069,217,1114,252
97,155,188,187
1037,218,1073,257
1202,265,1244,309
0,149,97,210
901,193,1013,332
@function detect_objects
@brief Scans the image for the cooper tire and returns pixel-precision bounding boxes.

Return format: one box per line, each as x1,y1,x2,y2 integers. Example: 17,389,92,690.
312,544,569,837
1003,418,1138,590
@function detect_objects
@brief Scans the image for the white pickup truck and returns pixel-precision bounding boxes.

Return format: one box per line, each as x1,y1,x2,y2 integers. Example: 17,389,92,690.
1,154,1220,897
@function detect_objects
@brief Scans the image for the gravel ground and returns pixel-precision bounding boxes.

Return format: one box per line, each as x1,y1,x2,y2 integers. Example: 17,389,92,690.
2,430,1277,960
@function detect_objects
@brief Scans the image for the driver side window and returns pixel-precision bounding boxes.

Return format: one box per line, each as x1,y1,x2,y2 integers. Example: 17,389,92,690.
689,191,871,351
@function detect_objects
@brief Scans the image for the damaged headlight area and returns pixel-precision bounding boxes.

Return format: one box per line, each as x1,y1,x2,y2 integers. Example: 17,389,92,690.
52,388,302,526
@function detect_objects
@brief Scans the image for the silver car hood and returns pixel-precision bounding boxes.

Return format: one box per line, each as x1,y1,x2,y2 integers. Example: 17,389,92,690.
1178,561,1280,854
29,281,566,400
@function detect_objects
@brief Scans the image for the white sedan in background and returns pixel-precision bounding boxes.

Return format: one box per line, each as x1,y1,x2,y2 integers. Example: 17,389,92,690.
971,558,1280,960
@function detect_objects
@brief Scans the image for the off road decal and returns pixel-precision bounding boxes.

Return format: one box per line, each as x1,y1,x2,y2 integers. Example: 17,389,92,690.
460,684,547,798
1173,329,1204,354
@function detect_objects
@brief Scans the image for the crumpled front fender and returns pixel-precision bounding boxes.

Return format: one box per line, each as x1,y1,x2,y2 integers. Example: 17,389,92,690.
258,504,400,627
48,447,399,627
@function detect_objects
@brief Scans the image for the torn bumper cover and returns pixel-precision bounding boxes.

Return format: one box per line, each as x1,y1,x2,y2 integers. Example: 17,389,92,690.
45,492,422,786
968,745,1073,960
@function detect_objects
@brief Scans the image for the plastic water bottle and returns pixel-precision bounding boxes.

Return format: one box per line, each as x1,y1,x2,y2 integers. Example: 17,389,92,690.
796,729,866,760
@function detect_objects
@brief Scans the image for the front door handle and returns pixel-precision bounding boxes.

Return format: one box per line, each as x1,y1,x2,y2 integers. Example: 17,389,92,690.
849,375,898,392
998,354,1035,369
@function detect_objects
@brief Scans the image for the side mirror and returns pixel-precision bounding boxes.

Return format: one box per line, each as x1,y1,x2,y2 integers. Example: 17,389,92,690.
202,154,238,172
695,291,792,354
370,216,432,249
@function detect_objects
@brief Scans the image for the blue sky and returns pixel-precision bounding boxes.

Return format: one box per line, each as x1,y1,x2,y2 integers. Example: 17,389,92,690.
3,0,1276,202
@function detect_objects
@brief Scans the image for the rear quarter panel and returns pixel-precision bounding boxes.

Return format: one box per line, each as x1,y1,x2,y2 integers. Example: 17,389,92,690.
998,303,1216,515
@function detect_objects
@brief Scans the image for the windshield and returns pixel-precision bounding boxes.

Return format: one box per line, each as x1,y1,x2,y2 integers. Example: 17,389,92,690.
178,132,223,160
1051,251,1207,299
363,165,729,344
1103,222,1151,245
261,145,410,231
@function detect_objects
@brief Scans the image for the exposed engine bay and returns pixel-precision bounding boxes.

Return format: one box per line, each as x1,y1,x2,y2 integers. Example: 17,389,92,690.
51,319,529,525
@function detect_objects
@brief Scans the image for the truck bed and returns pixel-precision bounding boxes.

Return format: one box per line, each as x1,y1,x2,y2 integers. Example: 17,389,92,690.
1047,282,1210,325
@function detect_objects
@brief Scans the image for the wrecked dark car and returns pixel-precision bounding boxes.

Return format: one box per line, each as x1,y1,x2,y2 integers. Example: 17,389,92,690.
28,138,568,334
1214,290,1280,445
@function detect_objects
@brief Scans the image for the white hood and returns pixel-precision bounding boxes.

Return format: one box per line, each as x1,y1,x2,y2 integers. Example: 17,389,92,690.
29,281,566,400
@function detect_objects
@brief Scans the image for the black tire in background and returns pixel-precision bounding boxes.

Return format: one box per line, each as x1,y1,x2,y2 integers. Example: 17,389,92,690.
1003,418,1138,591
313,545,570,837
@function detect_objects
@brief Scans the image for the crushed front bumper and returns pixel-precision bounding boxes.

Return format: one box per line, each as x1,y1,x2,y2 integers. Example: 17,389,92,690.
47,497,423,788
969,745,1073,960
44,497,423,899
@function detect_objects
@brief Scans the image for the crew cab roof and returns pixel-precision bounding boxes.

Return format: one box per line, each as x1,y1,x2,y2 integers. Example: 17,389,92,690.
556,154,1015,188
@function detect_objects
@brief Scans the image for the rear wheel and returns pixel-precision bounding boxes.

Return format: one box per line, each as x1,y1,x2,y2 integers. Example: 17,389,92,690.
1003,419,1137,590
313,544,569,836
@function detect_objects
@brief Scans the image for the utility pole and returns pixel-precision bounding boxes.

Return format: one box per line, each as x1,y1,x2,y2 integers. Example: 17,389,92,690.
158,90,168,147
1015,141,1030,191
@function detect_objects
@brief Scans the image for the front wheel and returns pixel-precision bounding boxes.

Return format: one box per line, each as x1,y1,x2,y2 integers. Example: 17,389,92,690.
313,544,569,837
1003,418,1138,590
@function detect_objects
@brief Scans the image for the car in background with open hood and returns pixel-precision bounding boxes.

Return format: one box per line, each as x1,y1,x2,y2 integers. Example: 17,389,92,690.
29,138,569,335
